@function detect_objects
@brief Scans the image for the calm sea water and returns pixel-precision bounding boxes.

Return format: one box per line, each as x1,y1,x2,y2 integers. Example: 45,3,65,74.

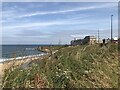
1,45,43,59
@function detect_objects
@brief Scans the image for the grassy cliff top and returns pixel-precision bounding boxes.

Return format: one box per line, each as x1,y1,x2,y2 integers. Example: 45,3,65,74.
2,44,119,88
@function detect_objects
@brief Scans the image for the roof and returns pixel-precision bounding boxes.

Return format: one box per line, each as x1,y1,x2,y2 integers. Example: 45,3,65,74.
84,36,96,39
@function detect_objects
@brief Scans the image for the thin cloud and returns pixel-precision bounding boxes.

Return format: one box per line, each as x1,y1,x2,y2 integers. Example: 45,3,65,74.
4,20,90,29
17,3,116,18
2,3,117,22
2,0,119,2
2,2,118,44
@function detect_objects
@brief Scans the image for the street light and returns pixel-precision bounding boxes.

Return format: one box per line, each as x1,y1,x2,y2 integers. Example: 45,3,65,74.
111,15,113,43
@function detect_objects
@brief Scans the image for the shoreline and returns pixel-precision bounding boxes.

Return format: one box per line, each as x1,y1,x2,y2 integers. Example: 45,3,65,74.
0,52,47,63
0,45,59,86
0,52,50,81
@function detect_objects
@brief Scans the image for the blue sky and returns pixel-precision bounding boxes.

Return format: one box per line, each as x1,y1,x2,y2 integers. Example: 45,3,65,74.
2,2,118,44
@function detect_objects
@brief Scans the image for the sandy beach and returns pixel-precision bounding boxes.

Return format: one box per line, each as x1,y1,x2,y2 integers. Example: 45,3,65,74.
0,47,52,87
0,53,50,79
0,63,3,86
0,56,41,87
0,63,3,74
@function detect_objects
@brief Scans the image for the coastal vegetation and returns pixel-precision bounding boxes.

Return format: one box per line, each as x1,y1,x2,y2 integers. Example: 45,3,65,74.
1,44,119,88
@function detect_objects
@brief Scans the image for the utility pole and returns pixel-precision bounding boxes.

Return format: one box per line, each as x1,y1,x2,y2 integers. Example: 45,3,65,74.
58,39,62,45
98,29,100,43
111,15,113,43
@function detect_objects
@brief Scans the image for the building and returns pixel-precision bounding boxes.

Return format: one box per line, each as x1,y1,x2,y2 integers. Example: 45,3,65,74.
112,37,118,44
102,37,119,44
112,40,118,44
71,36,97,46
83,36,97,45
71,39,83,46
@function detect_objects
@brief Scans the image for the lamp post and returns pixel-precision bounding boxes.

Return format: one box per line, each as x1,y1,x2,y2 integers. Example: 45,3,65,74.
111,15,113,43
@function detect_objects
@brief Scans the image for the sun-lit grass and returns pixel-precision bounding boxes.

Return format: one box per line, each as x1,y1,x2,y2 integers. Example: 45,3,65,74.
2,44,118,88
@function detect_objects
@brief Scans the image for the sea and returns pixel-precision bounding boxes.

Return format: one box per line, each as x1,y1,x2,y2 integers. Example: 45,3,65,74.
0,45,45,62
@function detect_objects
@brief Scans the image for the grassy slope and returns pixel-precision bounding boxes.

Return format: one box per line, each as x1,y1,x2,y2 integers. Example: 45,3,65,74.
2,44,118,88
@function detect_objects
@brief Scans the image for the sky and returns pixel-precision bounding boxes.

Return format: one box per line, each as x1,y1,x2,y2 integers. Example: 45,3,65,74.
2,2,118,45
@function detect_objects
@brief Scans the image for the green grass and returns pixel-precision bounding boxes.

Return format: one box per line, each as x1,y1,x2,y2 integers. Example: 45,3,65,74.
2,44,118,88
